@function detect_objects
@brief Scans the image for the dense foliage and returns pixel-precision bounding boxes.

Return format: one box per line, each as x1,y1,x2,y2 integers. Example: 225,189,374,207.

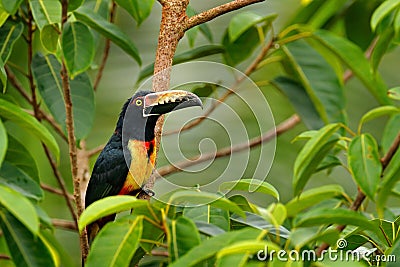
0,0,400,266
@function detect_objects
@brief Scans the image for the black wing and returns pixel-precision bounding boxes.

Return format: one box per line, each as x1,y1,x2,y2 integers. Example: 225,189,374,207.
85,134,129,208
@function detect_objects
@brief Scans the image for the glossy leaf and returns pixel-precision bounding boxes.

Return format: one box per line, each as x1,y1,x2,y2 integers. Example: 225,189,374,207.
315,154,342,173
0,162,43,201
273,77,324,129
0,118,6,165
230,212,290,239
310,29,391,105
68,0,83,11
358,106,399,134
114,0,154,25
1,0,23,14
0,98,59,160
228,195,257,213
223,26,260,66
290,228,340,249
0,212,56,267
293,123,341,195
371,28,395,72
286,185,345,217
4,135,39,182
306,0,347,29
0,21,23,62
194,221,225,236
167,216,201,262
169,228,262,267
74,7,141,64
79,196,148,231
377,149,400,216
371,0,400,32
40,24,59,54
0,5,9,28
29,0,61,30
138,44,224,82
31,53,95,140
348,134,382,200
168,191,245,218
382,114,400,154
0,57,5,92
388,87,400,100
86,217,143,267
183,205,230,232
294,208,375,230
219,179,279,200
62,21,95,78
0,185,39,234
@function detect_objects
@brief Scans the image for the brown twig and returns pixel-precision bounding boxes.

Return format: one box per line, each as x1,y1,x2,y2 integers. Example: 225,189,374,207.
157,114,301,177
27,9,39,118
0,254,10,260
60,0,89,260
151,250,169,257
52,219,78,231
185,0,265,31
163,35,275,136
87,144,105,157
41,183,74,200
93,1,117,91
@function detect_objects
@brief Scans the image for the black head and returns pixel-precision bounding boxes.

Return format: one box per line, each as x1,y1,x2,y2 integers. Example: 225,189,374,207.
117,90,202,141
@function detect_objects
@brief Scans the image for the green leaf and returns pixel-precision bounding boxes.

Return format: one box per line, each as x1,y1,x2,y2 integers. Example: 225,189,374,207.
40,24,59,54
31,53,95,140
86,216,143,267
185,5,213,46
377,149,400,217
4,135,39,182
0,211,56,267
388,87,400,100
29,0,61,30
0,57,5,92
0,118,6,166
0,21,23,62
67,0,83,11
167,191,245,218
286,185,345,217
167,216,201,262
114,0,154,25
219,179,279,200
358,106,400,134
1,0,23,14
294,208,375,231
371,0,400,32
0,4,9,28
138,44,224,82
0,98,59,160
79,196,148,231
194,221,225,236
315,154,342,173
0,185,39,234
230,212,290,239
169,228,263,267
382,114,400,154
293,123,341,195
229,12,277,42
290,228,340,250
310,29,391,105
223,26,260,66
348,134,382,200
0,162,43,201
371,28,395,72
183,205,230,232
228,195,257,213
306,0,347,29
273,77,324,129
74,7,141,64
62,21,95,78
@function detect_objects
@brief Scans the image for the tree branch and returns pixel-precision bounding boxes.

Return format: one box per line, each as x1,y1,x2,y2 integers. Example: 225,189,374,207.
52,218,77,231
185,0,265,31
93,1,117,91
0,254,10,260
87,144,105,157
41,183,74,200
157,114,300,177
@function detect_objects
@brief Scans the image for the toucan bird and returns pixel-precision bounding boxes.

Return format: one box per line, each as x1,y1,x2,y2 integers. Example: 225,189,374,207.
85,90,202,243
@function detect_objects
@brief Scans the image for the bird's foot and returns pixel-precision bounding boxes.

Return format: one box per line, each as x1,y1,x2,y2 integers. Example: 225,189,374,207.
142,188,155,197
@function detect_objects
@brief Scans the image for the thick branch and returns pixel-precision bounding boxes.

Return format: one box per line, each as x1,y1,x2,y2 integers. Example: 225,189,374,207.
157,114,300,177
185,0,265,30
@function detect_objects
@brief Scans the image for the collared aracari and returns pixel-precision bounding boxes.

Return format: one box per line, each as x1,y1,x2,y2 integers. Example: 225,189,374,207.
85,90,202,243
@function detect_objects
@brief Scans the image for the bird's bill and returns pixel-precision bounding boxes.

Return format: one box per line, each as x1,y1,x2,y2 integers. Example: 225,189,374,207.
143,90,203,116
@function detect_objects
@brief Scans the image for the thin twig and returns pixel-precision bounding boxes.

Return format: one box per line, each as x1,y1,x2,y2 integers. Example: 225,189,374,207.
52,219,78,231
151,250,169,257
93,1,117,91
87,144,105,157
27,8,39,118
41,183,74,200
185,0,265,31
163,36,275,136
0,254,10,260
157,114,301,177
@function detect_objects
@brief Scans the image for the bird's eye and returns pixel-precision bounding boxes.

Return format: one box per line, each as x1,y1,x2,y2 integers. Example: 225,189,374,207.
135,99,143,106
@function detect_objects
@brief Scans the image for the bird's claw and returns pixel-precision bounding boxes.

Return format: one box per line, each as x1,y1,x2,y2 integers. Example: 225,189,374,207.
143,188,155,197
